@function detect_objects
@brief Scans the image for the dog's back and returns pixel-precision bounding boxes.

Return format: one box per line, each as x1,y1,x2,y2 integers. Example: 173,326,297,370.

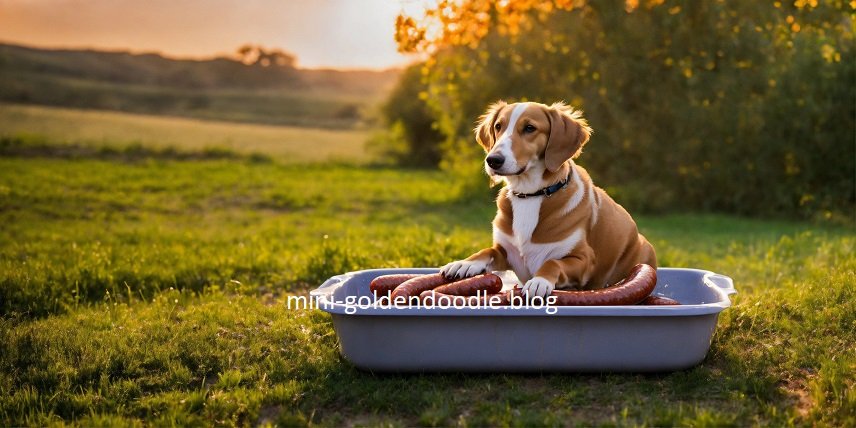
579,165,657,289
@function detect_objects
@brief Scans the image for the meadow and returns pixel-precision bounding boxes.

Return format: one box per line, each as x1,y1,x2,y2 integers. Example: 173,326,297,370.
0,104,370,163
0,43,398,129
1,107,854,426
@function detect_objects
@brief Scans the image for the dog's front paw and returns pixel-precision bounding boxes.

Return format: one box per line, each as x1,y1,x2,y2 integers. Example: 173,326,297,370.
440,260,488,279
522,276,555,298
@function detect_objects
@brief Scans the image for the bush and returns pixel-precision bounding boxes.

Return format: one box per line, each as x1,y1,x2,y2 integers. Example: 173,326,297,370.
368,64,443,167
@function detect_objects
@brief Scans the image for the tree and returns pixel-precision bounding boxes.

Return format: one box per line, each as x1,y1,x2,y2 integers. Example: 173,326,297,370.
384,0,854,219
235,44,296,68
368,64,443,167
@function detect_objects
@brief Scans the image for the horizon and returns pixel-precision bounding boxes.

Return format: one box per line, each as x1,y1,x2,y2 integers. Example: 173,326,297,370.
0,0,421,70
0,39,412,72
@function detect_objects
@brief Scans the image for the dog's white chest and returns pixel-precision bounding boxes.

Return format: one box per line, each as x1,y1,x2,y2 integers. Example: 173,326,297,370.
510,197,541,247
494,195,583,283
493,193,584,282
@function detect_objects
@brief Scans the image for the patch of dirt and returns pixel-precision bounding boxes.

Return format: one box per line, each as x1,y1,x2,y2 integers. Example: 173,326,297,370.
204,373,220,389
780,368,816,419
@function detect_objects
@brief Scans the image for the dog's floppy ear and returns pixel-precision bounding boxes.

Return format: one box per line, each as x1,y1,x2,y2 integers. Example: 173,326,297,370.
474,100,507,151
545,102,592,172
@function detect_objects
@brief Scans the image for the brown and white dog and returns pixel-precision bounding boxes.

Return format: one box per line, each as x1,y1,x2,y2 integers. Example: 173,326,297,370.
440,101,656,298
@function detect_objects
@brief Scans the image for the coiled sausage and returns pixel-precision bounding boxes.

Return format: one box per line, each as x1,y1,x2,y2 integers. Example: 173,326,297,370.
420,290,510,306
369,274,423,295
431,273,503,296
639,295,680,305
390,273,450,302
509,264,657,306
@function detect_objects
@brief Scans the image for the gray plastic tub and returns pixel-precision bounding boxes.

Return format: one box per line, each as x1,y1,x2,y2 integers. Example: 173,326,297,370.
310,268,736,372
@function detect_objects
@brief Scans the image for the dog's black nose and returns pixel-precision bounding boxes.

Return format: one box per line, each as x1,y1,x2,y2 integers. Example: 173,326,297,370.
485,154,505,170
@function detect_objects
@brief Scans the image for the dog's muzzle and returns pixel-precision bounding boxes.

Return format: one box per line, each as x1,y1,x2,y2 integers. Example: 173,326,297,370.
486,154,526,176
485,153,505,170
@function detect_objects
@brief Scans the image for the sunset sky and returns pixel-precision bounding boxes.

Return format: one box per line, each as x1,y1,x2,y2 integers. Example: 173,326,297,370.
0,0,419,70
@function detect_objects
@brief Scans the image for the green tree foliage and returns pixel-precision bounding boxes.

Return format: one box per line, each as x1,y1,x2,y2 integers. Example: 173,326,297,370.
368,64,443,167
388,0,854,220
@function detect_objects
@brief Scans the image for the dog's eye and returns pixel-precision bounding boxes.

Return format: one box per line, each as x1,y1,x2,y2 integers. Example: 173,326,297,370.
523,124,536,133
494,122,502,132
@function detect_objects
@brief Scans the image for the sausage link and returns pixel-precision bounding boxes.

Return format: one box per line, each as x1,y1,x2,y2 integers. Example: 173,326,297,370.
369,274,423,295
477,292,511,306
420,290,510,306
639,295,680,305
390,273,450,302
431,273,503,296
509,264,658,306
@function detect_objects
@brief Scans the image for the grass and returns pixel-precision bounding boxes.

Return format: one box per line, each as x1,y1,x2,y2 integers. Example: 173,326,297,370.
0,104,371,163
1,142,854,426
0,71,376,129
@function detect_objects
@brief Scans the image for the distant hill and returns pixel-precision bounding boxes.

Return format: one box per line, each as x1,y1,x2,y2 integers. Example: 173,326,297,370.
0,43,401,129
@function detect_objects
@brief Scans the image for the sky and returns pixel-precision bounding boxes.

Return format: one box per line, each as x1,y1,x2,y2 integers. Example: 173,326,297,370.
0,0,420,69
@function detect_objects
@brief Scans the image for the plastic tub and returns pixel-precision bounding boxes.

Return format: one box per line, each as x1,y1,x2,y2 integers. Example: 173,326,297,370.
310,268,736,372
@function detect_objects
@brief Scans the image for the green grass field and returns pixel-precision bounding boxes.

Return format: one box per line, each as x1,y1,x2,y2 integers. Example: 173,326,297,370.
1,124,854,426
0,104,370,163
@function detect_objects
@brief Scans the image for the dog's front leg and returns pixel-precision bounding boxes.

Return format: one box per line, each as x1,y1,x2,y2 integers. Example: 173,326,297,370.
523,244,596,297
440,244,510,279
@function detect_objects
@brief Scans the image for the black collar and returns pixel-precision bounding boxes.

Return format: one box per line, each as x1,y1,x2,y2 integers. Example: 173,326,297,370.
510,170,573,199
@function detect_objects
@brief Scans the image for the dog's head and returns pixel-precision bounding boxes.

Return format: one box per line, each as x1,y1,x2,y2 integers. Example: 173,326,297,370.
475,101,592,178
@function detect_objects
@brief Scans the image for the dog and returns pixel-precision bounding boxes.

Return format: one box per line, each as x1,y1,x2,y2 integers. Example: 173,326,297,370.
440,101,657,298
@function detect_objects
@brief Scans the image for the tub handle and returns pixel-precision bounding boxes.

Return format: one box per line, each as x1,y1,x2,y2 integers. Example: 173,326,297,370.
705,273,737,295
310,273,351,299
